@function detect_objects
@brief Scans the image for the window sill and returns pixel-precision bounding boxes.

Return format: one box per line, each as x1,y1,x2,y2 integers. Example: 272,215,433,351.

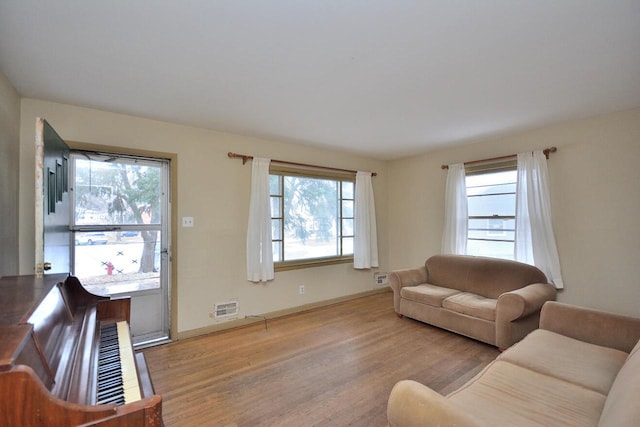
275,256,354,272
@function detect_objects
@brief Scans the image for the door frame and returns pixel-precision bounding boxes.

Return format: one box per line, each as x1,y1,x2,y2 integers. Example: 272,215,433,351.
67,140,179,343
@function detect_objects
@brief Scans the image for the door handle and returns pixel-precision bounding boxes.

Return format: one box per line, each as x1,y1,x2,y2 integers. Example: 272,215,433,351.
43,262,52,271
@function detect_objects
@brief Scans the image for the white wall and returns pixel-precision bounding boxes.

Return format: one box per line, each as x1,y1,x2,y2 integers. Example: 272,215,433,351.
388,108,640,317
0,71,21,276
19,99,388,335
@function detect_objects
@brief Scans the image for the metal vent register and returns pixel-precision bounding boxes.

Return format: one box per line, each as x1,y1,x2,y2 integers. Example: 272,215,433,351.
214,301,239,318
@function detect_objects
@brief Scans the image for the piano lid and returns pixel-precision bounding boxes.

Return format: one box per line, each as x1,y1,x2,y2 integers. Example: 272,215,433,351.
0,274,69,327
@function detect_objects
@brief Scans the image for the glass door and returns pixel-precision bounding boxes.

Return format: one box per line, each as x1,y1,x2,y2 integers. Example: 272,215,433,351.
70,152,170,347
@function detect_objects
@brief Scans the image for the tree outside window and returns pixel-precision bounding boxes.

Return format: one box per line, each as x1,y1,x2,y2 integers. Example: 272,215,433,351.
270,170,354,268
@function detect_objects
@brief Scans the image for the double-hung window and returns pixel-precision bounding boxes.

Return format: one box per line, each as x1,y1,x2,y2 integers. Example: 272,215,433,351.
466,161,517,260
269,166,354,270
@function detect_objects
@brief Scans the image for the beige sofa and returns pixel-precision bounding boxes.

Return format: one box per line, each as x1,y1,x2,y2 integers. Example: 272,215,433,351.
389,255,556,349
387,301,640,427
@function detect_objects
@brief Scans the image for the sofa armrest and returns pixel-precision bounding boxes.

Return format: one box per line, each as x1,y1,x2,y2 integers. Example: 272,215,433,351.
389,266,428,289
540,301,640,353
387,380,483,427
496,283,557,322
389,267,428,313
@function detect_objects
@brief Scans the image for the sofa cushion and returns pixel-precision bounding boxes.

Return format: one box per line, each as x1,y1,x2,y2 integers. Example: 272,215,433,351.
426,255,548,299
400,284,460,307
425,255,474,291
498,329,628,395
448,361,606,427
598,339,640,427
442,292,497,321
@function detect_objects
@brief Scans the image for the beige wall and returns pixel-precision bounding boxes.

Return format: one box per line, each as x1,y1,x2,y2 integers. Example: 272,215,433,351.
388,108,640,317
19,99,388,335
0,71,21,276
15,97,640,331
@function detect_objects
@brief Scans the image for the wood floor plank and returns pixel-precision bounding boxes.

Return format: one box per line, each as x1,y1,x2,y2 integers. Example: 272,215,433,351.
142,291,499,426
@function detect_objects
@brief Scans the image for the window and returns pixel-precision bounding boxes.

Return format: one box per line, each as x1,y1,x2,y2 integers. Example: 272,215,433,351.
466,162,517,260
270,166,354,269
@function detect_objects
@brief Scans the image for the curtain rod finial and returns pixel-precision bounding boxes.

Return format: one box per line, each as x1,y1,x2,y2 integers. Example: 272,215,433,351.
228,152,250,164
543,146,557,159
441,165,449,170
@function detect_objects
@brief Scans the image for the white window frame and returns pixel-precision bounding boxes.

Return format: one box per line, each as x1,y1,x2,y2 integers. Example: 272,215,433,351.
465,160,517,260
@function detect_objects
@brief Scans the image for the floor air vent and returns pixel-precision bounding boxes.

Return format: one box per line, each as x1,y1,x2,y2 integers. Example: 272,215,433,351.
214,301,239,319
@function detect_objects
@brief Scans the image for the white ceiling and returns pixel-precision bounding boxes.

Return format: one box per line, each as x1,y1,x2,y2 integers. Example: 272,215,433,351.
1,1,639,160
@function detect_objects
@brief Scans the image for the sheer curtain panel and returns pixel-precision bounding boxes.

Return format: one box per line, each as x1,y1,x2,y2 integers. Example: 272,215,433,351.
515,151,564,288
441,163,468,255
354,171,379,269
246,158,274,282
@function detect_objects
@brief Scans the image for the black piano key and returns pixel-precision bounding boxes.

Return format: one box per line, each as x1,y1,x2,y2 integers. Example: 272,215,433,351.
98,354,121,365
100,342,117,349
97,386,124,400
98,395,125,405
97,323,127,406
98,353,120,363
97,373,122,384
100,342,118,351
97,370,122,382
97,377,123,391
99,394,126,406
98,360,121,371
99,349,118,358
97,383,123,396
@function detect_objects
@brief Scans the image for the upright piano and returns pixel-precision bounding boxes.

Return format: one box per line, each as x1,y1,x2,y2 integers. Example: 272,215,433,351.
0,274,162,426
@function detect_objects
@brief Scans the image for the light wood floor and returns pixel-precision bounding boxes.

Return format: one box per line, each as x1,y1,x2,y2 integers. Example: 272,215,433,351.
142,291,499,427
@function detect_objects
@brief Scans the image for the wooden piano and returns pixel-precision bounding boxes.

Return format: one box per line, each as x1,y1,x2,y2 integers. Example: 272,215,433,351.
0,273,162,426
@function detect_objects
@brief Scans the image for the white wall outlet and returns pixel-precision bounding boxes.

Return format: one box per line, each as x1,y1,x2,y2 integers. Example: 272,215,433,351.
299,284,305,295
182,216,194,227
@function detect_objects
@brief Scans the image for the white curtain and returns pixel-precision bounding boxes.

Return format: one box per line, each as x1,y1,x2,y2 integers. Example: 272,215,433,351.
246,158,274,282
515,151,564,288
354,171,379,269
441,163,468,254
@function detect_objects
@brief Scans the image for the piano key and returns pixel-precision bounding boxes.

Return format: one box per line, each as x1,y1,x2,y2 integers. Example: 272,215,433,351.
116,321,142,403
98,362,121,375
97,388,124,401
99,395,125,406
96,321,142,405
97,378,123,391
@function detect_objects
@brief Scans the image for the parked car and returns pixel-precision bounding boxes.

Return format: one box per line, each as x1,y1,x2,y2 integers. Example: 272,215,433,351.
76,232,109,245
121,231,139,237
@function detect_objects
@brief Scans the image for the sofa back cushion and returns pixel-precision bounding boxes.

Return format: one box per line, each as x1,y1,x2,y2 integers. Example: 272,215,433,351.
426,255,547,299
598,339,640,426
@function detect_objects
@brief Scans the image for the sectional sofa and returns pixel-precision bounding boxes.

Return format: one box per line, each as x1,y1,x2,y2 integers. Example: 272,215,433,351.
387,301,640,426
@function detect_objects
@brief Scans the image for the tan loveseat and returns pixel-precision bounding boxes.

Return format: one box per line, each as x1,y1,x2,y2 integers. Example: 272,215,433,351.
387,301,640,426
389,255,556,349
